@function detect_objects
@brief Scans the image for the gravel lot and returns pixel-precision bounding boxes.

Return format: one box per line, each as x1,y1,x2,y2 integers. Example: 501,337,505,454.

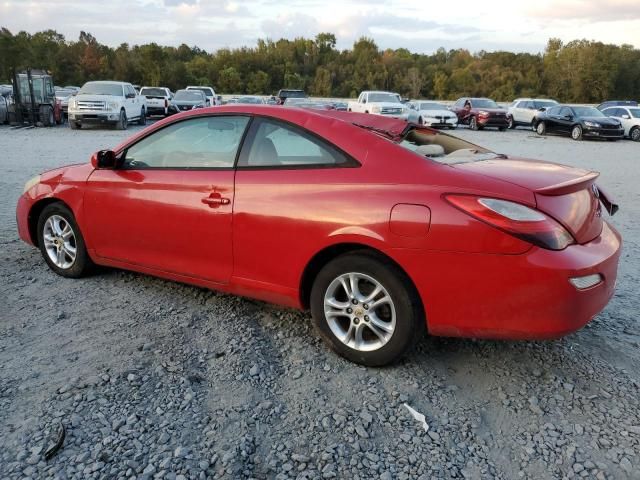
0,121,639,480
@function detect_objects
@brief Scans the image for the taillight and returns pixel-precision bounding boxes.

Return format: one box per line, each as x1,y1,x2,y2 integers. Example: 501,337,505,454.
444,195,574,250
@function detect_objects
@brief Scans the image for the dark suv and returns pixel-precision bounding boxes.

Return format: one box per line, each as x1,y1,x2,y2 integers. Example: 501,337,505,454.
450,97,509,130
276,89,306,105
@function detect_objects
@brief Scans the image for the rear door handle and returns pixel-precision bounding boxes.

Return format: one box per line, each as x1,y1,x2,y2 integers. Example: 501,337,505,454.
202,194,230,207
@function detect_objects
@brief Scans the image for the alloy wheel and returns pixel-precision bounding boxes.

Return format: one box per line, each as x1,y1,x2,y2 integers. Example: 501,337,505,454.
43,215,77,269
323,272,396,352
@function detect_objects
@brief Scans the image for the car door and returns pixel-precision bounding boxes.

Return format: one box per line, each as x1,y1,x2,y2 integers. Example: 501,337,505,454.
232,117,362,291
125,85,138,119
544,106,562,133
83,114,250,283
512,101,526,123
555,107,574,134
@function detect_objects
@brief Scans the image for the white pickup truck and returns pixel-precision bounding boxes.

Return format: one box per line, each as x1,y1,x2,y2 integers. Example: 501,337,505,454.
348,91,409,120
68,81,147,130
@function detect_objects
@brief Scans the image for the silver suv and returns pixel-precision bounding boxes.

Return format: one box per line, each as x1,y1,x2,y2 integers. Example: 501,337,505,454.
508,98,558,129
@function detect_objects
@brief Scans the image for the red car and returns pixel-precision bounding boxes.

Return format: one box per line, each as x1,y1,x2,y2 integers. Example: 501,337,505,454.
16,106,622,366
451,97,510,130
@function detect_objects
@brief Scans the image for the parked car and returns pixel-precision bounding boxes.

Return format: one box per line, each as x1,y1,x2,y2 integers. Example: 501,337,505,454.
68,81,146,130
602,106,640,141
285,100,335,110
186,86,218,106
16,106,621,366
450,97,509,130
0,95,7,124
139,86,177,117
8,70,63,126
534,105,624,141
63,86,81,93
596,100,638,111
172,89,207,111
276,89,306,105
508,98,559,129
332,101,348,111
348,91,409,120
407,101,458,128
55,88,75,117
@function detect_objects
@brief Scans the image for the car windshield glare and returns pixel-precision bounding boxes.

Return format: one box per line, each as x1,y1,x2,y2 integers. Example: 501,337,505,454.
398,128,498,164
79,83,123,96
472,99,499,109
573,106,604,117
368,93,401,103
175,91,202,101
141,88,167,97
628,108,640,118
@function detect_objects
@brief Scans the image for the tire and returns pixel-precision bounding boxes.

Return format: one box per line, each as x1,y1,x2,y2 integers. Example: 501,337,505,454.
571,125,583,141
36,203,93,278
418,116,423,126
41,105,54,127
116,109,127,130
69,121,80,130
498,127,506,132
469,116,479,130
310,252,424,366
138,107,146,125
507,116,515,129
630,126,640,142
536,121,546,136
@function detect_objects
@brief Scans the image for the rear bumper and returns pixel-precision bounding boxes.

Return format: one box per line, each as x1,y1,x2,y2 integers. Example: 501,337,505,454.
394,221,622,339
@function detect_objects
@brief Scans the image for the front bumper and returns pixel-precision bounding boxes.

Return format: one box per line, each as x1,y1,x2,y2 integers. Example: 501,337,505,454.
478,115,509,128
424,118,457,128
583,126,624,139
69,111,120,124
394,221,622,340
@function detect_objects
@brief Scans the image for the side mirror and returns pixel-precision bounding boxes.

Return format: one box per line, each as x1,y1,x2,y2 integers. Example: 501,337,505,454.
126,93,136,99
621,114,630,119
91,150,117,169
563,114,572,120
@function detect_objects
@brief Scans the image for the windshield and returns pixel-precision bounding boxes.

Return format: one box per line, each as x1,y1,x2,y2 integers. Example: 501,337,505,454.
140,88,167,97
368,93,401,103
175,91,203,101
629,108,640,118
533,100,557,109
55,90,73,98
573,106,605,117
280,90,305,98
79,82,124,96
188,87,213,96
471,99,499,109
397,127,500,164
419,102,447,110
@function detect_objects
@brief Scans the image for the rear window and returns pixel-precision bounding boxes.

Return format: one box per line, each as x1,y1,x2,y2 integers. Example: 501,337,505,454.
397,127,500,164
188,87,213,96
140,88,167,97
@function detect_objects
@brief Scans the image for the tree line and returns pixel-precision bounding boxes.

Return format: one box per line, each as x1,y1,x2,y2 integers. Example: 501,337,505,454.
1,28,639,103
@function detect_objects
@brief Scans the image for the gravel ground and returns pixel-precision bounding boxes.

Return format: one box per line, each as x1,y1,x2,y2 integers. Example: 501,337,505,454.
0,122,639,480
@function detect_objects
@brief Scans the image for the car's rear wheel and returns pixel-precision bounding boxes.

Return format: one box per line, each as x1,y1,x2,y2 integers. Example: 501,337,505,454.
40,105,54,127
630,126,640,142
138,107,146,125
469,116,479,130
37,204,93,278
310,252,424,366
536,121,546,135
116,109,127,130
571,125,583,141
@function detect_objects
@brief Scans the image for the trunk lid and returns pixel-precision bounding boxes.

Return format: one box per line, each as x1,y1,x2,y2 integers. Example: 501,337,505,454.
454,158,606,244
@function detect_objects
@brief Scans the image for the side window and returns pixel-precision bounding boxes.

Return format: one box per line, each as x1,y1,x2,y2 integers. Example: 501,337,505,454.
123,116,249,169
559,107,572,116
238,118,355,168
127,85,135,97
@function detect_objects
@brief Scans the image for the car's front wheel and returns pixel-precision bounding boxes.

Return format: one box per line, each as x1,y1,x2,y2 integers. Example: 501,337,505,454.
138,107,146,125
310,252,424,366
37,203,93,278
536,121,546,135
507,116,515,129
571,125,583,141
630,126,640,142
116,109,127,130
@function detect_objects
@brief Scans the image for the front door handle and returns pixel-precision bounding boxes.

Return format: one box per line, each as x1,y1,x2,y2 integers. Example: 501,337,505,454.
202,193,230,207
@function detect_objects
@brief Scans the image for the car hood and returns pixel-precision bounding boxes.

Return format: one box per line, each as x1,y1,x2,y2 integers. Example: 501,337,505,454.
174,100,203,105
582,116,620,125
74,94,119,102
473,108,507,114
370,102,404,108
420,109,456,117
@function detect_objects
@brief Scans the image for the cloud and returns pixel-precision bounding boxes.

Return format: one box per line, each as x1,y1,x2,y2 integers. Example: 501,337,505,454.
526,0,640,22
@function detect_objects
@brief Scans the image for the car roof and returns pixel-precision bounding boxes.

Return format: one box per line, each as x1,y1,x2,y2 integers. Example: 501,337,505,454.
83,81,130,85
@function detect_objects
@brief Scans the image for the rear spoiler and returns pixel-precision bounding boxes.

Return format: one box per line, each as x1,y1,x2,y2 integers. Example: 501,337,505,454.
535,171,618,216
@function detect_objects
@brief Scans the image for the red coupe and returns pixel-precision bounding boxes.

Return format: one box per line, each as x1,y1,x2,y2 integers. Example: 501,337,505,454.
16,106,622,366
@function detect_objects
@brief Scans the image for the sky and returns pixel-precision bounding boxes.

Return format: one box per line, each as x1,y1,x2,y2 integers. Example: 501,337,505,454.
1,0,640,53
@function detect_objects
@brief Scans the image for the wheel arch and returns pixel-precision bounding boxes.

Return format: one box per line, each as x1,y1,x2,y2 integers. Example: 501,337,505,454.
298,242,426,327
28,198,72,247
